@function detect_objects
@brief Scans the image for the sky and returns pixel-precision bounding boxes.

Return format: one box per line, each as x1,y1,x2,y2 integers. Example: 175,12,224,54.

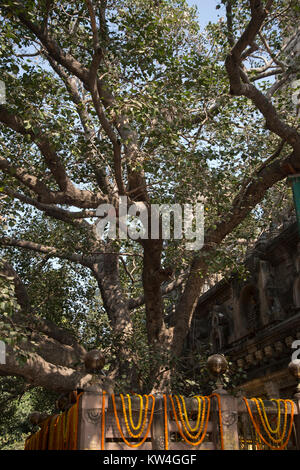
186,0,224,28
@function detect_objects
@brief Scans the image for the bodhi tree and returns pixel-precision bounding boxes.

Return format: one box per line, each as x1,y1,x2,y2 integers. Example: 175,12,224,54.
0,0,300,393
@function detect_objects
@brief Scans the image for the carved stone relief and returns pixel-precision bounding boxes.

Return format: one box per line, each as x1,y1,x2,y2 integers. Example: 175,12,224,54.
83,408,102,425
209,304,232,353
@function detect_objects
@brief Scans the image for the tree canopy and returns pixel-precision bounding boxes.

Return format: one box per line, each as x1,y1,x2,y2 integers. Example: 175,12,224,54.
0,0,299,398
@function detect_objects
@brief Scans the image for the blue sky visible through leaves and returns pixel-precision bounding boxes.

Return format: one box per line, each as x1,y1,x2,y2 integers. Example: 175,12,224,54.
187,0,224,27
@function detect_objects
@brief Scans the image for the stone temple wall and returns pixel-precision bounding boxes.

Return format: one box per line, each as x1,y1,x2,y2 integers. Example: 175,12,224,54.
188,221,300,398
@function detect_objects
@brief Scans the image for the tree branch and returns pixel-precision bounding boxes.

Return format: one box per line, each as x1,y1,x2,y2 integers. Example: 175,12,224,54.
7,1,146,201
0,105,72,192
45,55,114,195
0,237,95,267
0,151,109,209
0,344,91,393
0,153,53,201
225,0,300,153
3,188,96,225
128,271,187,310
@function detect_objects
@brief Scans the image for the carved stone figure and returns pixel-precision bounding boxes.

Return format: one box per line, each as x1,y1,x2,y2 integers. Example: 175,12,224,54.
259,260,284,322
265,270,284,321
247,290,259,332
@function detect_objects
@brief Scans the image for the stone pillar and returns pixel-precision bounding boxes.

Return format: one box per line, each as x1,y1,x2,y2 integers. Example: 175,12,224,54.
288,360,300,450
77,349,113,450
212,391,239,450
77,385,107,450
207,354,240,450
151,395,168,450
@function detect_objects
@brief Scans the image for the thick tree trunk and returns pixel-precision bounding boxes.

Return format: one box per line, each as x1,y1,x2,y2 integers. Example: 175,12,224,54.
172,256,208,358
142,238,173,391
93,253,132,335
92,253,139,390
142,239,165,344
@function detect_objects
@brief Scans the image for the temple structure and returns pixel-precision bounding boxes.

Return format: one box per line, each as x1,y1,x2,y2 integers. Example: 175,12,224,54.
187,219,300,398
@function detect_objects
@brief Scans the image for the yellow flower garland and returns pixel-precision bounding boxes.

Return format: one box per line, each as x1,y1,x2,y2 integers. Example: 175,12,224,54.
126,394,143,430
180,395,202,432
257,398,281,435
174,395,206,440
169,395,211,446
243,397,295,450
101,391,106,450
163,394,169,450
112,393,155,448
252,398,288,444
120,393,149,438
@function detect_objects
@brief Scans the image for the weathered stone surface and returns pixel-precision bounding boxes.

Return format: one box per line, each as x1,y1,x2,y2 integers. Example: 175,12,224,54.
189,221,300,397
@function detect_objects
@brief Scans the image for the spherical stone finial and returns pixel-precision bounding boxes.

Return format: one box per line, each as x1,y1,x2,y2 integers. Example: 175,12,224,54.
207,354,228,376
84,349,105,374
288,359,300,379
28,411,41,426
28,411,48,426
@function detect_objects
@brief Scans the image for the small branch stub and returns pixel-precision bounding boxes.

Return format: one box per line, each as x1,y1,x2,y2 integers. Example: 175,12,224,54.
82,349,115,393
56,394,69,411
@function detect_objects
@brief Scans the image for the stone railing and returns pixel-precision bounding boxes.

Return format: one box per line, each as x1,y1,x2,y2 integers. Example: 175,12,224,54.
24,354,300,451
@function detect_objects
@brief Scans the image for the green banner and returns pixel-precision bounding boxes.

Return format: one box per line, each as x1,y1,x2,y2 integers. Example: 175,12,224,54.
289,175,300,235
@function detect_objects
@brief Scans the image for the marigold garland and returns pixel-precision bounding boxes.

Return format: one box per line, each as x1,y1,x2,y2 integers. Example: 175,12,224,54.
41,418,51,450
24,436,29,450
47,415,59,450
258,398,281,434
252,398,288,445
101,391,106,450
174,395,206,440
55,413,63,450
126,394,143,430
180,395,202,432
25,435,31,450
251,398,287,444
112,393,155,448
23,392,82,451
65,406,74,450
61,411,67,450
73,392,83,450
70,403,78,450
120,393,149,438
169,395,211,446
64,405,76,450
243,397,295,450
163,394,169,450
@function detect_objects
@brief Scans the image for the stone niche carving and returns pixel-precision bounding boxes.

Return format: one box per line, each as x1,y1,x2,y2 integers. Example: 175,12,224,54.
258,260,284,325
294,278,300,308
209,304,232,353
238,284,259,336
